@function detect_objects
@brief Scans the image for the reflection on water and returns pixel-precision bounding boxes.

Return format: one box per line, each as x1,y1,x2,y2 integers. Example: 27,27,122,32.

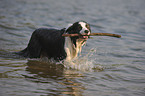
24,57,103,95
25,60,85,96
0,0,145,95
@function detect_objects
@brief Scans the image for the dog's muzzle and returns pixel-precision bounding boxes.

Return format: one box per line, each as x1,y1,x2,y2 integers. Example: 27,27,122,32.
79,31,90,40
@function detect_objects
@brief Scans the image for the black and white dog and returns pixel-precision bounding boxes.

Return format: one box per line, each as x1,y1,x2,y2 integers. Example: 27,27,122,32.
18,21,91,61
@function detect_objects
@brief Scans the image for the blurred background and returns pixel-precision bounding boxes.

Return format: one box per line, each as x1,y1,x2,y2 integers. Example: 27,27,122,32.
0,0,145,96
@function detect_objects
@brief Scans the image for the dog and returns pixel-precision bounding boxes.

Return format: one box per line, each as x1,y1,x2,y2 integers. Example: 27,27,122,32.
18,21,91,61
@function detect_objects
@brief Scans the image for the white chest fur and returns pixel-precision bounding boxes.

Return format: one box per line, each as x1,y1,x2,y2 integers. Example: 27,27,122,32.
64,37,85,61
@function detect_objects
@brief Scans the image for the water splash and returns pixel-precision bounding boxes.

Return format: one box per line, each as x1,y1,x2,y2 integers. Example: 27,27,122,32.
63,48,104,71
26,48,104,72
64,57,95,71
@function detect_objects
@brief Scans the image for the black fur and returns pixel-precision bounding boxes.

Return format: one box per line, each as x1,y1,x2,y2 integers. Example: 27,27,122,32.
66,21,91,47
18,28,66,61
66,22,82,47
18,21,91,61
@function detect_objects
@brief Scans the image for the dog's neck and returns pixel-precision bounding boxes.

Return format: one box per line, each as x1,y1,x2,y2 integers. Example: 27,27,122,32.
64,37,85,61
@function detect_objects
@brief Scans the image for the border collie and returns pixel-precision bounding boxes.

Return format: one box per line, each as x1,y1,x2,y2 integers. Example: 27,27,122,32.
18,21,91,61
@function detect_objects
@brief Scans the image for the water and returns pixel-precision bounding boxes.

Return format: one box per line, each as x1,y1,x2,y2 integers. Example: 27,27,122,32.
0,0,145,95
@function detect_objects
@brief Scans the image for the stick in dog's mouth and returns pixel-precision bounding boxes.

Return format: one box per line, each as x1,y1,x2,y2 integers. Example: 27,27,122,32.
62,33,121,38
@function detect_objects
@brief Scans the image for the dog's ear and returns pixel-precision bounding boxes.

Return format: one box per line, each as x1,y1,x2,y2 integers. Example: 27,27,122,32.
66,28,77,47
86,23,91,39
65,23,78,47
66,26,73,34
66,24,74,34
86,23,91,33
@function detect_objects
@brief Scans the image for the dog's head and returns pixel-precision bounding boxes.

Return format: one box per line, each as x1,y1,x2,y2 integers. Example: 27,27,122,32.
66,21,91,46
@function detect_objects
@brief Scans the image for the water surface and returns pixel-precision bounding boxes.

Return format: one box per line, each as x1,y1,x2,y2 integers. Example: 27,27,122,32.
0,0,145,96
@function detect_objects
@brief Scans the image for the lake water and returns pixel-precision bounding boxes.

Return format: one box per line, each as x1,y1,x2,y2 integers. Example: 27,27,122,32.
0,0,145,96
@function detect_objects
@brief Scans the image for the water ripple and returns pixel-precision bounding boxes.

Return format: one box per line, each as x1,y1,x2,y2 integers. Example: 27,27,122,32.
1,0,145,96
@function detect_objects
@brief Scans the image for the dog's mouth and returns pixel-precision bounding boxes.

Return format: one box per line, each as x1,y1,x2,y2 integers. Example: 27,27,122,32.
79,35,88,39
79,33,90,40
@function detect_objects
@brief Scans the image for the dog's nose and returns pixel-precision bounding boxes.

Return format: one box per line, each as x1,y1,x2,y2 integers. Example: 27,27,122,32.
85,30,89,33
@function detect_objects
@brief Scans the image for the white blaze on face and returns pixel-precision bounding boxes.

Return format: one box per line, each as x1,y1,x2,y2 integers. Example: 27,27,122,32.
79,22,90,39
79,22,90,34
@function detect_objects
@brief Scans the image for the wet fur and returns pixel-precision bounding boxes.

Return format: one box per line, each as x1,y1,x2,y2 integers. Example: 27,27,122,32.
18,21,91,61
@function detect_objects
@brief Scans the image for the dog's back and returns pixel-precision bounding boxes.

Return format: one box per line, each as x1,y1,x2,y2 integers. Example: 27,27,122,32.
18,21,91,61
18,28,67,60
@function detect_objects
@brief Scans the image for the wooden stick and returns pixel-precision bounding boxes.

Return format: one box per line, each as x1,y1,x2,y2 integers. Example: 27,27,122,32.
62,33,121,38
